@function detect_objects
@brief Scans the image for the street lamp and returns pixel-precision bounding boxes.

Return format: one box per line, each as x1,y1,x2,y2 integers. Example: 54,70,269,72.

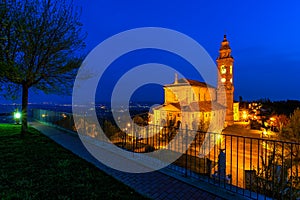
127,123,132,151
13,110,21,124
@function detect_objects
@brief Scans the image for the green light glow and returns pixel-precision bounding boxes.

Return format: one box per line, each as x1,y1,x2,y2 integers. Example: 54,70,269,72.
14,112,21,119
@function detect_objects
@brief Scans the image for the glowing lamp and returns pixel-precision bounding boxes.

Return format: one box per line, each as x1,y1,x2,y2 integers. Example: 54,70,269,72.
13,111,21,125
242,111,248,119
14,112,21,119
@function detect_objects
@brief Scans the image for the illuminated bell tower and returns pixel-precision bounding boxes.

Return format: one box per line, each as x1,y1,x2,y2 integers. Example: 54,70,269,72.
217,35,234,126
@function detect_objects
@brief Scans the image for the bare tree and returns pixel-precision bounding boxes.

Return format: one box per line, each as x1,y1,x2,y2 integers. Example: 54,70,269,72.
0,0,85,134
284,109,300,165
279,108,300,143
273,114,289,134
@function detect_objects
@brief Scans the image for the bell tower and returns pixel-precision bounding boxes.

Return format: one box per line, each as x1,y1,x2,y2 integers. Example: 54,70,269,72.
217,35,234,126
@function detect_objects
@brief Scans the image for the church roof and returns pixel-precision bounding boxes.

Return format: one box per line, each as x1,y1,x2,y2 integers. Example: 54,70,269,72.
152,103,181,112
152,101,225,113
183,101,226,112
166,78,215,88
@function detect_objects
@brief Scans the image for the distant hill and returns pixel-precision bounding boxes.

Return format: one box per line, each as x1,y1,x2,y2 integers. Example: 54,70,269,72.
260,100,300,116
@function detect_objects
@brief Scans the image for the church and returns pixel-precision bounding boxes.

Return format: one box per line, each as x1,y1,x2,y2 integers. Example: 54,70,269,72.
150,35,235,131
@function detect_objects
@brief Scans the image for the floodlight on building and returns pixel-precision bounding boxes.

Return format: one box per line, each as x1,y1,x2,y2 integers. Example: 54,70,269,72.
242,111,248,120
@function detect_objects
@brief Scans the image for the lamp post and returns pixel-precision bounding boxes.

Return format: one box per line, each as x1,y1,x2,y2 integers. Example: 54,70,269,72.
123,128,127,148
127,122,131,151
13,110,21,125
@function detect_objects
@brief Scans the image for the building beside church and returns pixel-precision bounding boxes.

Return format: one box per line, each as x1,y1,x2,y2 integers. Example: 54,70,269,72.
151,35,235,131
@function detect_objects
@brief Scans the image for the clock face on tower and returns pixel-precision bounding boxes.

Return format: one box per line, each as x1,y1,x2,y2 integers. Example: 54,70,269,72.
221,65,226,74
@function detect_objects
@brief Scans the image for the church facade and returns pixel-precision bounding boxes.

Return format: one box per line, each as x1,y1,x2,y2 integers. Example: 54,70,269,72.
150,35,235,131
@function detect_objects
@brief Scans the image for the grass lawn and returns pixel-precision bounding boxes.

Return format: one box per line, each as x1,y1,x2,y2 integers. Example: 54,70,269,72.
0,124,148,200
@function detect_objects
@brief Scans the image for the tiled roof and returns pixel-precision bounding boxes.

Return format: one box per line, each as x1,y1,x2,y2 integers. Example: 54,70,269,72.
183,101,226,112
166,78,215,88
152,103,181,112
152,101,225,112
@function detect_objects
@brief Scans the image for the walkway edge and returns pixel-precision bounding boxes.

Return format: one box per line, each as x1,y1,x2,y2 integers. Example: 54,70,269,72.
30,121,250,200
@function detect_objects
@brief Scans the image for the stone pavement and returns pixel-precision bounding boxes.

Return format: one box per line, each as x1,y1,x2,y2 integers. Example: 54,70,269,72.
30,121,247,200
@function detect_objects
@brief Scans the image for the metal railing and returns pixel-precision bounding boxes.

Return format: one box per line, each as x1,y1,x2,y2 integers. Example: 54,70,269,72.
32,109,300,199
31,109,75,132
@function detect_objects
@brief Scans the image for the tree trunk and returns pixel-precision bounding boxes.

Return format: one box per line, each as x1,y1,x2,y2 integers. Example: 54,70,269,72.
21,84,29,135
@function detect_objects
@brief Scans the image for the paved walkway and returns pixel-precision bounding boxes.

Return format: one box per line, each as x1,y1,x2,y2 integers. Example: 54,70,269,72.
30,121,246,200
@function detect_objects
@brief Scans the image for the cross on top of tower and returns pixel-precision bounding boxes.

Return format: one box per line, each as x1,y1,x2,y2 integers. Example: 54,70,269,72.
218,34,233,59
220,35,231,51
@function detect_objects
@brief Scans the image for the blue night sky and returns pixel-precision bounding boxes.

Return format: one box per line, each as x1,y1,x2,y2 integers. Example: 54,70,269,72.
1,0,300,104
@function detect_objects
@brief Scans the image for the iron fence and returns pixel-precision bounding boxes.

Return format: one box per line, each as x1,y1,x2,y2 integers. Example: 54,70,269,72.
31,109,300,199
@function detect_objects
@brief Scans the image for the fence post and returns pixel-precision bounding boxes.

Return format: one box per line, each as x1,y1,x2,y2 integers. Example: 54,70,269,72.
146,124,149,146
185,124,188,177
